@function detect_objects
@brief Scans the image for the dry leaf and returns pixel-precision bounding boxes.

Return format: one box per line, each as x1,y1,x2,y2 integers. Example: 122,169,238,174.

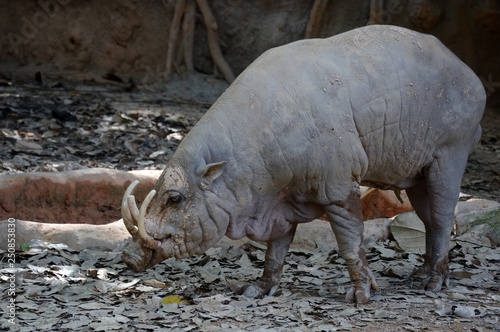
390,212,426,253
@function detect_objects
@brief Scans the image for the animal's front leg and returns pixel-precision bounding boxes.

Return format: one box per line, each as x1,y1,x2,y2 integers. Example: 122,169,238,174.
325,191,379,304
239,225,297,298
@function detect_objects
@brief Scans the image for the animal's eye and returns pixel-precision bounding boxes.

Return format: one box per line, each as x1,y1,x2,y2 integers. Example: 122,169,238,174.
169,193,183,204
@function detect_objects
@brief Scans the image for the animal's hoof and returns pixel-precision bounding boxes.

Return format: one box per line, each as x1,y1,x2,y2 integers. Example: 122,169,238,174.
423,271,448,292
345,284,371,304
410,265,430,278
345,269,379,304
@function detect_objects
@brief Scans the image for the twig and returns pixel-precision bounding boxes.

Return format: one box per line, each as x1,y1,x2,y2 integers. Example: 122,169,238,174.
367,0,384,25
182,0,196,73
305,0,330,39
166,0,186,77
196,0,235,83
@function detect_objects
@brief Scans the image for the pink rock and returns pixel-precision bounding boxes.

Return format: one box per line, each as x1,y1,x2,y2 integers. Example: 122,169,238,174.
0,169,161,224
361,188,414,221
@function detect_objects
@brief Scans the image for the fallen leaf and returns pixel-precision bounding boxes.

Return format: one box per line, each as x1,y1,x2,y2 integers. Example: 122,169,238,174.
390,212,426,253
143,279,169,288
162,295,187,304
110,279,140,291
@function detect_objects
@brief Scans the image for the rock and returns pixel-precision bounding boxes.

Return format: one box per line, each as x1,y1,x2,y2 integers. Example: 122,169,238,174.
0,169,395,252
0,168,161,224
454,199,500,246
361,188,414,221
0,170,396,252
0,219,130,251
3,168,496,253
455,198,500,221
361,218,393,249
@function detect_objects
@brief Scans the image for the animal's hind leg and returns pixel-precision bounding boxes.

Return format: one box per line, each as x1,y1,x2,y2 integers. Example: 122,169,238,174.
405,182,434,278
406,148,468,291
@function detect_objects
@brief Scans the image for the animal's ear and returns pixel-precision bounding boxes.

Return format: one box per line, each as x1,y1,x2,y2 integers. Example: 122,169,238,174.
198,161,227,188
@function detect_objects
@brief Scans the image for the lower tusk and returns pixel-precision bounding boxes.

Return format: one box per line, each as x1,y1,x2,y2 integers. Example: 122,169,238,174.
137,189,160,249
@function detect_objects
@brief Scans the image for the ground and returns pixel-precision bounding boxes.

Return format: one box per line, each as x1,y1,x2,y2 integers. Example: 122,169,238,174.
1,75,499,331
1,236,499,331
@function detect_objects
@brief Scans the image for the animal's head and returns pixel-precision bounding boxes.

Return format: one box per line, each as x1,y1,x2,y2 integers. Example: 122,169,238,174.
121,161,229,272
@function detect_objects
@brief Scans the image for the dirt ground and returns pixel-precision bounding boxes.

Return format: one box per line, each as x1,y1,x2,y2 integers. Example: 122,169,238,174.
1,75,499,331
1,235,499,331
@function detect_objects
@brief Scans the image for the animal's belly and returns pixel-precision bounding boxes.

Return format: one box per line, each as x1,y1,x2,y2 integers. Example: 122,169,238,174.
360,175,424,191
358,130,435,190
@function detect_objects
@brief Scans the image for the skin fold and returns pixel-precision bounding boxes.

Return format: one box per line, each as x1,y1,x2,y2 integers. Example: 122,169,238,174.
122,25,486,303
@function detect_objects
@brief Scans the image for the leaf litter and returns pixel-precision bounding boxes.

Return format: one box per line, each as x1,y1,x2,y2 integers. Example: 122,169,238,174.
0,82,212,174
1,236,499,331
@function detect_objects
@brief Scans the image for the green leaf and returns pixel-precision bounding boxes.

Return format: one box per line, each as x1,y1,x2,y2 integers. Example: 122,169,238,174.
21,242,31,252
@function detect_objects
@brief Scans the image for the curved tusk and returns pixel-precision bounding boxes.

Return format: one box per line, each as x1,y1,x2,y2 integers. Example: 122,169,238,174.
127,195,140,223
137,189,161,249
122,180,140,235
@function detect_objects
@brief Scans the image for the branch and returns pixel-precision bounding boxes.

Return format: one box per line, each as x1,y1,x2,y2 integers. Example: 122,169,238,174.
305,0,329,39
196,0,235,83
182,0,196,73
166,0,186,77
367,0,384,25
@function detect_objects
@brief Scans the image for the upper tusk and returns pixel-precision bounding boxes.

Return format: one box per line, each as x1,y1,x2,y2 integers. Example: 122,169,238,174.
137,189,160,249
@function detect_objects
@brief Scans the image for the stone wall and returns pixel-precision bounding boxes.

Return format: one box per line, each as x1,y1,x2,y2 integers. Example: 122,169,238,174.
0,0,499,98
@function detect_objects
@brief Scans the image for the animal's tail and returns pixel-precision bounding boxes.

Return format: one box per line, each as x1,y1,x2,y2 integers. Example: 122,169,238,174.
470,125,482,153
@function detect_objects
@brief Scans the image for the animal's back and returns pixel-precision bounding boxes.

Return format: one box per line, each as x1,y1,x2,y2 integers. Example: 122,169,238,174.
208,26,485,195
183,25,485,203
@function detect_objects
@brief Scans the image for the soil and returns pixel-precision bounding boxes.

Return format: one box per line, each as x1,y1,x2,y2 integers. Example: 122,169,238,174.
2,0,500,88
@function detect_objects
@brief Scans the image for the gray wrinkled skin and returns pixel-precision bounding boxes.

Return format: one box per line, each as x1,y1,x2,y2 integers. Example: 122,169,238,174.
122,25,486,303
